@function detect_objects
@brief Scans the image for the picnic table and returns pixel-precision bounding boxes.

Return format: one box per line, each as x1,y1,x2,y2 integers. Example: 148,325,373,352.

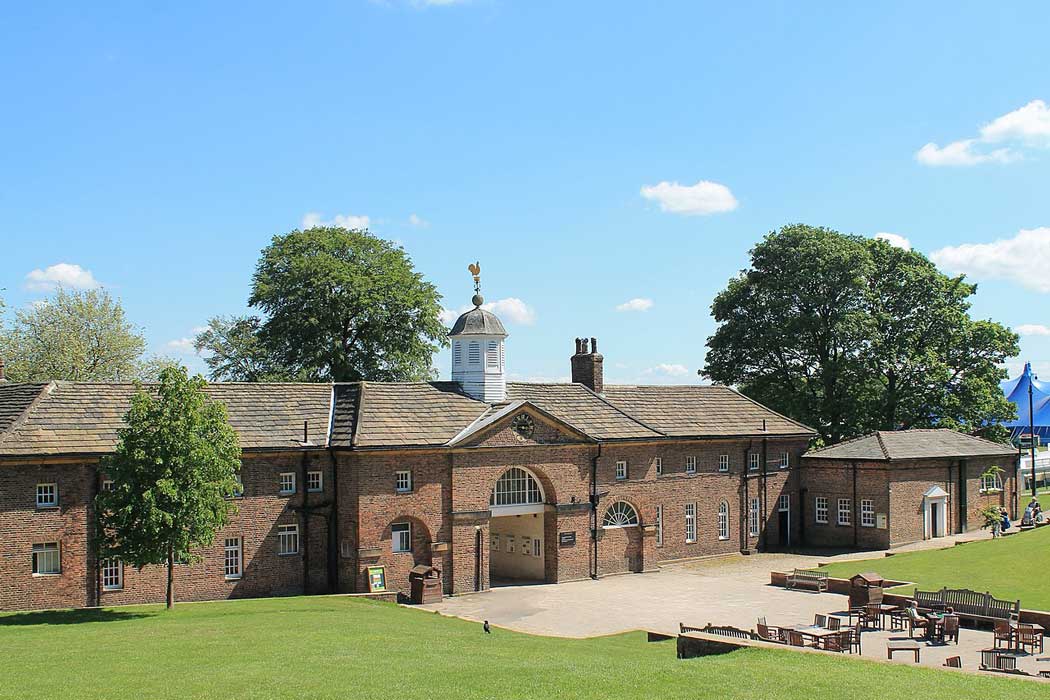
887,640,921,662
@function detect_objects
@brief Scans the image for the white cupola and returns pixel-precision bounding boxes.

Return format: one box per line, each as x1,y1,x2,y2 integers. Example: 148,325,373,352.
449,264,507,403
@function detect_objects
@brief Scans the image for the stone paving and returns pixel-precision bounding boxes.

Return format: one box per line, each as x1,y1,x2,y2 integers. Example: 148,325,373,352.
423,533,1049,679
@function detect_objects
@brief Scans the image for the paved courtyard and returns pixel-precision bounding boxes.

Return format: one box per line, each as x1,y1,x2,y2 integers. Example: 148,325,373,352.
423,539,1049,679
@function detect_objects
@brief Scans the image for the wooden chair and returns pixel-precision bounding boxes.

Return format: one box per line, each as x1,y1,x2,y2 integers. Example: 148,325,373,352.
906,607,929,638
887,606,909,631
826,616,841,631
993,620,1013,649
1016,624,1044,654
942,615,960,645
813,614,827,628
943,656,962,668
864,603,884,630
820,630,851,653
847,626,861,654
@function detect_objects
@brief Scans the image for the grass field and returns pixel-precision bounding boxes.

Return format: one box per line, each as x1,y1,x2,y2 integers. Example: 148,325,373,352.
820,525,1050,610
1,596,1046,699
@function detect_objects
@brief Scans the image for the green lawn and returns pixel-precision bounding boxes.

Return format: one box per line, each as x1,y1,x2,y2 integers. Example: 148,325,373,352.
1,596,1045,699
820,525,1050,610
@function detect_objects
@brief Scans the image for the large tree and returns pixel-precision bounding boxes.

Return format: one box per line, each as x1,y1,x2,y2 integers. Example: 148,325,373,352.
95,366,241,608
193,315,283,382
0,288,147,382
704,224,1018,444
247,226,446,382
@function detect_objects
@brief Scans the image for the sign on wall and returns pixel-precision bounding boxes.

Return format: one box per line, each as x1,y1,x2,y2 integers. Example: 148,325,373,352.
367,566,387,592
558,531,576,547
876,514,888,530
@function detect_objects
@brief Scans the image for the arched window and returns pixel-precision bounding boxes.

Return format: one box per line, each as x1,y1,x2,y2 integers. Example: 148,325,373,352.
491,467,543,506
602,501,639,528
717,501,730,541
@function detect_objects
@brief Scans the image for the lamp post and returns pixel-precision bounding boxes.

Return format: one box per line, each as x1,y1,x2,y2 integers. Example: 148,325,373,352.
1030,370,1038,499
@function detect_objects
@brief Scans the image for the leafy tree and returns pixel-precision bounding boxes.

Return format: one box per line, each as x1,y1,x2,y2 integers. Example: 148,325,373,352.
248,226,446,382
704,224,1018,444
95,366,241,608
0,288,147,382
193,315,285,382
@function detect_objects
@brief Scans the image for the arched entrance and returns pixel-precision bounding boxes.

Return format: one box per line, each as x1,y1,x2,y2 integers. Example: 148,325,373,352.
488,467,547,585
601,501,643,573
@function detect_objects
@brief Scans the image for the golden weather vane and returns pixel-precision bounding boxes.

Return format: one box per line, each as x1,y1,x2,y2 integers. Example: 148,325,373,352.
468,261,481,295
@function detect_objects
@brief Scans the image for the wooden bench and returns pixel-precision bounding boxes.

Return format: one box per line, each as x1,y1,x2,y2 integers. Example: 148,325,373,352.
914,588,1020,627
680,622,757,640
786,568,829,592
886,640,921,662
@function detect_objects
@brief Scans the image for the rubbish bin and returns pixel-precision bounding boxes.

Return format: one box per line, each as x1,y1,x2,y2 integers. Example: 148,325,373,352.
848,572,886,608
409,564,442,604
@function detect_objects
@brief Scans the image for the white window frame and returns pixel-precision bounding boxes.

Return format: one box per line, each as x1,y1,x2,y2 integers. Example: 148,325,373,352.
277,524,299,555
779,451,790,469
602,501,640,528
391,523,411,553
860,499,875,528
654,456,662,476
778,494,790,512
718,501,730,541
685,456,697,474
838,498,852,526
36,483,58,509
101,480,114,492
532,538,541,557
306,471,323,493
656,505,663,547
395,470,413,493
980,472,1003,493
748,497,760,537
32,542,60,576
815,496,829,524
279,472,296,495
685,503,696,543
224,538,242,579
101,558,123,590
718,454,730,472
615,460,628,481
748,453,760,471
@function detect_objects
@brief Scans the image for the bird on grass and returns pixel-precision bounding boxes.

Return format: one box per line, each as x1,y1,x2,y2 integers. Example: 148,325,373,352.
483,620,491,634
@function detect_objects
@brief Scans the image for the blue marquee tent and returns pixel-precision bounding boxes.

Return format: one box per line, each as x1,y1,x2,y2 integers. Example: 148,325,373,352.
1000,362,1050,440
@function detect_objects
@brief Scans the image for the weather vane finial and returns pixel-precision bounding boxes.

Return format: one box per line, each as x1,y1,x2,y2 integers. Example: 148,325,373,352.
467,261,483,307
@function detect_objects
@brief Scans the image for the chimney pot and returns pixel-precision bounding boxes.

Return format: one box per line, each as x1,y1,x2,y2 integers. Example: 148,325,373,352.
590,337,598,353
581,338,589,353
570,336,604,393
575,338,582,354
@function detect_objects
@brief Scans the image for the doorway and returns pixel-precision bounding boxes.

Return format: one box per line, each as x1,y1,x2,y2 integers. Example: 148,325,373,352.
777,494,790,547
923,486,949,540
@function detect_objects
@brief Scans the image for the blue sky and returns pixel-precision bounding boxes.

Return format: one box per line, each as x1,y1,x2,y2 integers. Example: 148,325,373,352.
3,1,1050,384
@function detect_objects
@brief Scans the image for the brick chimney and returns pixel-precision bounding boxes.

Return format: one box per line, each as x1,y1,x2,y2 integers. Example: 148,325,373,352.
571,337,603,394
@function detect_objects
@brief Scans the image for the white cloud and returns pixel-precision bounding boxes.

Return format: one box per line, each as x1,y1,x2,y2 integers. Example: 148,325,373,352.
873,232,912,251
639,180,738,215
301,212,371,230
930,227,1050,292
615,297,654,312
1016,324,1050,336
916,100,1050,167
643,363,691,377
440,297,537,326
166,338,197,354
408,213,429,228
24,263,100,292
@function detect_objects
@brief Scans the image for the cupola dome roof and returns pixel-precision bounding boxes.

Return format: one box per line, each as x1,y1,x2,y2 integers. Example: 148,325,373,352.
448,297,507,337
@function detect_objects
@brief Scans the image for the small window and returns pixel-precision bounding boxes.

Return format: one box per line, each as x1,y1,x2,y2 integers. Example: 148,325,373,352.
615,461,628,480
685,456,697,474
656,505,664,547
468,342,481,364
279,473,296,495
36,483,58,509
778,494,790,512
532,538,541,557
395,470,413,493
101,559,123,590
278,524,299,555
779,451,790,469
748,497,760,537
654,457,662,476
520,536,530,556
861,499,875,528
32,543,60,575
748,453,760,471
815,496,829,524
306,471,323,493
228,475,244,499
506,535,515,554
224,538,242,579
718,501,730,540
101,480,114,492
685,503,696,543
392,523,411,553
980,472,1003,493
602,501,639,528
718,454,730,472
838,498,852,526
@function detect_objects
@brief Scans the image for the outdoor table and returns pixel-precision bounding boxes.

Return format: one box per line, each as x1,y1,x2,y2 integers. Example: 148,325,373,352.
924,612,945,640
789,624,839,637
849,604,897,629
886,640,921,662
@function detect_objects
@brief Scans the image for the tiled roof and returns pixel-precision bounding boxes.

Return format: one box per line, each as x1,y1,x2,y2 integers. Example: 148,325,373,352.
0,382,333,457
0,383,49,436
803,429,1016,461
600,385,815,437
335,381,487,448
506,383,661,440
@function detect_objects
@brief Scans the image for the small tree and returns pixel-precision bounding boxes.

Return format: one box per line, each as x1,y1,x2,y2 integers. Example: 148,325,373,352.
976,465,1007,537
96,366,241,608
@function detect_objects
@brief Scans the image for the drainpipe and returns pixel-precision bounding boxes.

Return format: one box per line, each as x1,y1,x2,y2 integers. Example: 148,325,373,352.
590,442,602,579
92,465,101,607
474,525,482,592
760,435,768,551
851,461,858,548
742,447,750,553
300,422,311,594
328,447,340,593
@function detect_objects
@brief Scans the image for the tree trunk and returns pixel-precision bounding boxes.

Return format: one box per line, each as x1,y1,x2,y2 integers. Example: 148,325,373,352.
166,544,175,609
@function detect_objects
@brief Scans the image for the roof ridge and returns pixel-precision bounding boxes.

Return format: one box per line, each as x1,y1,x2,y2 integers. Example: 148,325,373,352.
805,431,877,455
0,382,56,447
573,383,667,437
874,431,890,460
720,386,818,435
352,382,367,448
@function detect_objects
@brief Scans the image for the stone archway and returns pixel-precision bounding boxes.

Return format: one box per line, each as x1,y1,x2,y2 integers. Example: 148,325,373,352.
599,501,644,573
488,467,550,584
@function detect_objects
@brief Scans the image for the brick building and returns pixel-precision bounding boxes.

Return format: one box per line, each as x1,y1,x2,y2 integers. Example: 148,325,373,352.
0,292,819,611
800,429,1018,549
